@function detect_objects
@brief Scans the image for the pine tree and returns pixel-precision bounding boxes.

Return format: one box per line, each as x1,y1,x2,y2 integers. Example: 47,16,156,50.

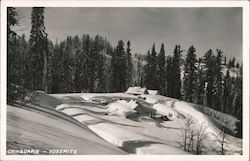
195,58,205,105
125,41,133,89
151,43,158,89
157,43,166,95
19,34,29,86
29,7,49,91
144,43,158,90
111,40,126,92
166,56,173,97
144,50,152,89
222,69,231,113
7,7,18,41
183,45,197,102
172,45,182,99
213,49,223,111
93,35,106,92
135,54,144,87
204,49,215,107
51,42,62,93
7,7,18,88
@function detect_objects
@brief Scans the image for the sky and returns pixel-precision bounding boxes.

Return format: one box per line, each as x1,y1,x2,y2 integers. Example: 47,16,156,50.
13,7,242,61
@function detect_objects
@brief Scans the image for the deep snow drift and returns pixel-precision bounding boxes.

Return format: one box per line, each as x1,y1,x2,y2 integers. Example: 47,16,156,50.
53,92,242,155
7,105,126,155
7,91,242,155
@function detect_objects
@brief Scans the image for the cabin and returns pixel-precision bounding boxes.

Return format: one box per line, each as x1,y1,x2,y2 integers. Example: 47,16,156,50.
126,86,148,95
147,90,159,95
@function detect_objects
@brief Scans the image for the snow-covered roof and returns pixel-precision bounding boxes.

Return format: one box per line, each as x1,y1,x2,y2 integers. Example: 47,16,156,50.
147,90,159,95
126,86,148,95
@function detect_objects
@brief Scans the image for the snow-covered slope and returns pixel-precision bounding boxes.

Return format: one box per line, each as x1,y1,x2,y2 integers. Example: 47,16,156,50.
7,105,126,155
7,91,242,155
54,93,241,155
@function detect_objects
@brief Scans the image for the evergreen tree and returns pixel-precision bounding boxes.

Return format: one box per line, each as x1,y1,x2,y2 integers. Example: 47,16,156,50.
157,43,166,95
213,49,223,111
195,58,205,104
19,34,29,86
183,45,197,102
93,35,106,92
51,42,62,93
28,7,49,91
125,41,133,89
166,56,173,97
7,7,18,41
7,7,18,87
111,40,126,92
144,50,152,89
135,54,144,87
203,49,215,107
222,69,231,113
172,45,182,99
144,43,158,90
151,43,158,89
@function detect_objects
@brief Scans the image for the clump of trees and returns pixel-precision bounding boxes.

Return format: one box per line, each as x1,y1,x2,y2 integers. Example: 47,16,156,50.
179,117,207,154
7,7,242,124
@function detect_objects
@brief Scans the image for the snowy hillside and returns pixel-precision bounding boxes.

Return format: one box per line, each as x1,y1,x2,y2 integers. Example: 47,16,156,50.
7,89,242,155
6,86,242,155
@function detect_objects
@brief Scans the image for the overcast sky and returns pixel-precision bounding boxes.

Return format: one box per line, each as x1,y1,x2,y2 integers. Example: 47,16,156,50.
14,7,242,61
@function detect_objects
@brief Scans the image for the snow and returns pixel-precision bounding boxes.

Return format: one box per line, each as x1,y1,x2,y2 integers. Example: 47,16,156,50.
152,103,178,119
222,66,240,78
144,97,158,104
173,101,220,135
80,94,94,101
136,144,189,155
74,114,98,122
8,91,242,155
60,108,85,116
173,101,242,154
7,105,126,154
89,123,148,147
107,100,138,117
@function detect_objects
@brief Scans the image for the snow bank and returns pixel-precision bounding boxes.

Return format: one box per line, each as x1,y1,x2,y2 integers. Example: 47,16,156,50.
60,108,85,116
138,116,161,127
174,101,220,136
107,100,138,117
74,114,98,122
153,103,178,119
56,103,71,111
88,123,148,147
7,105,126,154
144,97,158,104
165,100,176,107
136,144,189,155
80,94,95,101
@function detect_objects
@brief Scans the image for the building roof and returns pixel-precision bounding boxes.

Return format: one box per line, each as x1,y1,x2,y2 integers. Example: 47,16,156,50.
126,86,147,95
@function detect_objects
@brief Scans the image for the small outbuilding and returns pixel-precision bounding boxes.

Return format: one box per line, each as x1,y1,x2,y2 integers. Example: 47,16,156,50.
147,90,159,95
126,86,148,95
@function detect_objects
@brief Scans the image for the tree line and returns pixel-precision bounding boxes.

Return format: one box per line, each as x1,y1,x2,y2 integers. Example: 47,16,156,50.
141,43,242,122
7,7,242,121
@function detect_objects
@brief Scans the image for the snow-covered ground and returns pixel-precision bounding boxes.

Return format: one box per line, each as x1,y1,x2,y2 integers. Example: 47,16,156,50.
7,91,242,155
7,105,126,155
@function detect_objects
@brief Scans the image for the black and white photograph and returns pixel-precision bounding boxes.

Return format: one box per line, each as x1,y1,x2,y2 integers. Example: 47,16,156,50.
1,0,249,160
